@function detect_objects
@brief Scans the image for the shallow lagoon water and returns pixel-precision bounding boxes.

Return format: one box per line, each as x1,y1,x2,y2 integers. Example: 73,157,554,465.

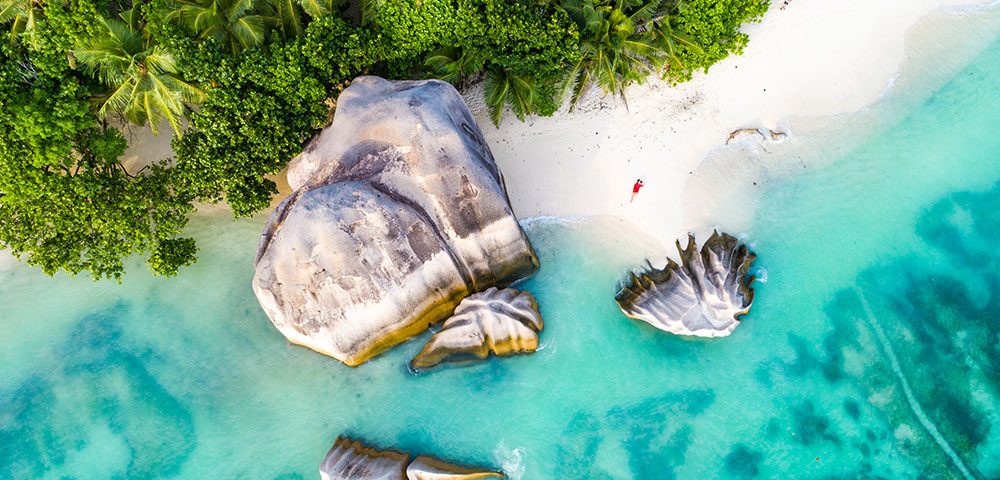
4,19,1000,480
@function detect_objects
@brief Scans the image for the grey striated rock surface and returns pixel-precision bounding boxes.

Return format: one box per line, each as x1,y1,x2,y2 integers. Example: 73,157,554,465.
615,231,756,337
319,437,503,480
320,436,409,480
410,287,543,370
252,76,539,366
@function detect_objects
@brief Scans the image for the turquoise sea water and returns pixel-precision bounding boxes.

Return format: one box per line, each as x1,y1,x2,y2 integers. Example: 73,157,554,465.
4,17,1000,480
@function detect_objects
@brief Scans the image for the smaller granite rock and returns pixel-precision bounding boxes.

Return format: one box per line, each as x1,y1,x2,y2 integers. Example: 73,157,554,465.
615,231,756,337
410,287,543,370
319,437,504,480
406,455,504,480
320,436,409,480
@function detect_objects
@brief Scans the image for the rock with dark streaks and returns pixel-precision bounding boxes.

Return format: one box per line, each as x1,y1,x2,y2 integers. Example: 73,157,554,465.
615,231,756,337
320,436,409,480
252,76,538,366
410,287,543,370
319,437,504,480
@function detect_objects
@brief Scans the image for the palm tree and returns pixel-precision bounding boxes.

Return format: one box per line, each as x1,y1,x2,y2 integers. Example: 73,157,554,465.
484,66,537,127
75,8,204,135
643,2,703,76
0,0,43,46
162,0,268,54
260,0,340,42
260,0,304,41
560,0,666,110
424,46,485,88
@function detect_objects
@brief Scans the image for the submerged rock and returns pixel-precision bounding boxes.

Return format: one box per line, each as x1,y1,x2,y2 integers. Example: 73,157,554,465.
252,76,539,366
320,437,409,480
615,231,756,337
410,287,543,370
406,455,504,480
319,436,503,480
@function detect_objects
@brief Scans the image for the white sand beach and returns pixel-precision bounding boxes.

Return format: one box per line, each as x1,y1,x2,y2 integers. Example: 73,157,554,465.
462,0,1000,249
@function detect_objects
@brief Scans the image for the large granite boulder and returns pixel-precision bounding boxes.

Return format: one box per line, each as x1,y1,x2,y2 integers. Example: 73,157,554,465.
253,77,539,366
320,436,503,480
615,231,756,337
410,287,543,370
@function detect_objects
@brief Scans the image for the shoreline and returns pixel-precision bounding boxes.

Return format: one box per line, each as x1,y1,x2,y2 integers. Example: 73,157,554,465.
462,0,1000,249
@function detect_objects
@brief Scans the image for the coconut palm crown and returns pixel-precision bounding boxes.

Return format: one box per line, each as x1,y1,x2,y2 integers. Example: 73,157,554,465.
74,8,204,135
561,0,664,110
560,0,704,110
162,0,268,54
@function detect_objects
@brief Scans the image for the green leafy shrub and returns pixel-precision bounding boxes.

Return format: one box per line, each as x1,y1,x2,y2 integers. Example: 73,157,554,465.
148,237,198,276
171,38,331,216
666,0,769,82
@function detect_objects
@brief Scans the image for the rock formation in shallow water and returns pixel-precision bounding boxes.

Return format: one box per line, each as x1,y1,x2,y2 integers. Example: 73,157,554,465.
410,287,543,370
320,436,503,480
320,437,409,480
252,76,539,366
406,456,504,480
615,231,756,337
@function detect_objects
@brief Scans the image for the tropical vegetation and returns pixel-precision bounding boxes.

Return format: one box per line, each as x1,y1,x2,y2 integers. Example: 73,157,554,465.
0,0,769,280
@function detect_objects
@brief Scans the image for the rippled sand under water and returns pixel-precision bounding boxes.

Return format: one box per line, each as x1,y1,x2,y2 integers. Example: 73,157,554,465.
4,27,1000,480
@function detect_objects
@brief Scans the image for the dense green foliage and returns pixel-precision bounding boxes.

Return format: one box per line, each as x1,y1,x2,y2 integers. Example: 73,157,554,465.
0,40,195,280
666,0,770,81
170,36,331,216
0,0,768,279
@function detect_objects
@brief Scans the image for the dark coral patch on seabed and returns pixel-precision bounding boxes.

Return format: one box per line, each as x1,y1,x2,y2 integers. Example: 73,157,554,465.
0,304,196,480
554,390,715,479
815,182,1000,479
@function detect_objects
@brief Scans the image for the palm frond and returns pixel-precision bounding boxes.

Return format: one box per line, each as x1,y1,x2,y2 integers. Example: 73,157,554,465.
232,14,265,49
99,79,138,118
359,0,385,25
626,1,657,22
484,66,537,126
120,7,143,33
267,0,304,40
297,0,333,17
228,0,254,23
191,7,221,34
483,67,509,127
0,0,27,23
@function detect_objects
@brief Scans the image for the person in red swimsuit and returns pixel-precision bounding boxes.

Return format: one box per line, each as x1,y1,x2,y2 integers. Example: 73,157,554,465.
630,179,644,203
